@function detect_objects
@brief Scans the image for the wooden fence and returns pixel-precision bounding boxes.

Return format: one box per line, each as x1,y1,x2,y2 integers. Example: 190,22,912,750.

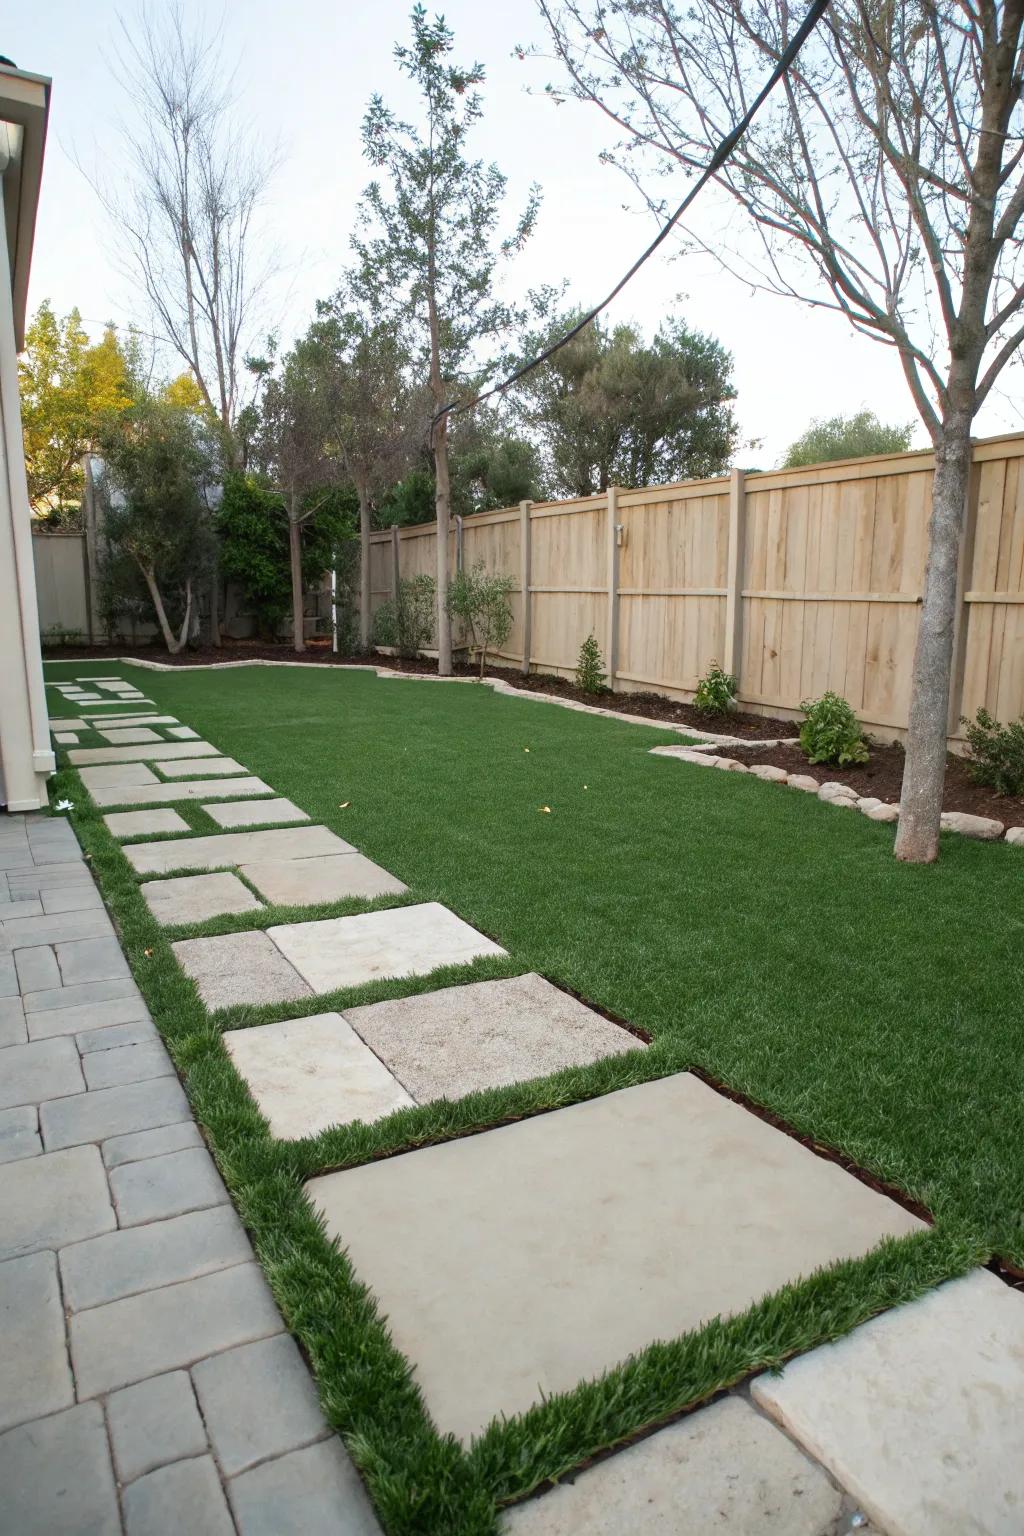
371,431,1024,740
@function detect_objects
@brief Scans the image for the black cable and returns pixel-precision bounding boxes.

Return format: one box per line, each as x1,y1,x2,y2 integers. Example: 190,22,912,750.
430,0,831,439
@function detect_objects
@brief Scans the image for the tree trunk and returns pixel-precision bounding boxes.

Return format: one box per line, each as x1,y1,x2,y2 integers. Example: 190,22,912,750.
209,568,221,647
433,418,453,675
895,417,973,862
288,492,306,654
358,482,372,651
138,562,183,655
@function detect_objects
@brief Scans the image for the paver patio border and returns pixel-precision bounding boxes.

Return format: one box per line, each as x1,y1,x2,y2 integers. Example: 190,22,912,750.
41,676,991,1534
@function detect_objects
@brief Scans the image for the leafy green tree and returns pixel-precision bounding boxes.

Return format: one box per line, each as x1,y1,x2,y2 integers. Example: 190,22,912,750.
299,294,420,647
380,415,544,526
19,302,137,513
782,412,915,468
446,561,515,676
355,6,540,673
97,397,217,653
217,475,355,640
515,314,738,495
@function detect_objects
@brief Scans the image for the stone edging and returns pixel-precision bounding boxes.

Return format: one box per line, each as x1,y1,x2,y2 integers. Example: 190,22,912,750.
70,656,801,748
650,745,1024,847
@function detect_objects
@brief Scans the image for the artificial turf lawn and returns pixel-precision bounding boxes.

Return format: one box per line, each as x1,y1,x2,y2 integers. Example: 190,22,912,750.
44,659,1018,1530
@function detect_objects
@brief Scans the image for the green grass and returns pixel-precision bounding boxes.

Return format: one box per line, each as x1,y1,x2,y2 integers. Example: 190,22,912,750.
42,658,1019,1532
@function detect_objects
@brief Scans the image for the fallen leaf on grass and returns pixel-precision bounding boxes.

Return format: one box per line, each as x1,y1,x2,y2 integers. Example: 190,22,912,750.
539,805,552,814
338,802,351,809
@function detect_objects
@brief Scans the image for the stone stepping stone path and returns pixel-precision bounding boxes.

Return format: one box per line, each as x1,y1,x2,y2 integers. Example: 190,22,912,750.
104,810,191,839
157,756,249,779
85,775,275,810
205,798,310,829
751,1268,1024,1535
502,1394,849,1535
225,1013,415,1137
305,1073,922,1442
240,852,406,904
97,727,163,745
175,903,505,1008
80,764,162,793
126,825,354,876
223,975,640,1139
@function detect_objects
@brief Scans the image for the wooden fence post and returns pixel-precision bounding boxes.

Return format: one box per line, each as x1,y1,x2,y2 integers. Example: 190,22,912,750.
606,485,621,691
390,524,400,610
947,456,981,736
723,468,746,687
519,500,532,675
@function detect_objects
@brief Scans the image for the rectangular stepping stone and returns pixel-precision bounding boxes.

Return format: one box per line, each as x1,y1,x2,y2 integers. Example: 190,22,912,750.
205,797,310,829
0,1145,115,1260
224,1013,414,1138
79,763,160,792
173,931,313,1010
241,852,406,905
55,935,130,985
109,1145,228,1226
55,732,79,744
83,1041,175,1091
70,1262,283,1398
269,902,506,996
502,1395,842,1536
142,872,263,925
69,742,220,765
127,824,354,876
102,1121,203,1170
28,993,151,1042
85,714,172,726
347,973,640,1103
104,809,190,839
86,775,275,809
751,1269,1024,1536
157,755,249,778
80,699,156,712
60,1205,250,1311
97,726,163,745
49,718,87,730
0,1252,74,1431
167,725,199,739
306,1072,923,1442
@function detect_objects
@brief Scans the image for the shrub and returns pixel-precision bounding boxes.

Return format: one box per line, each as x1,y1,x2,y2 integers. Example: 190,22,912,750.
693,660,737,716
372,573,437,658
960,708,1024,796
446,561,515,677
575,634,607,695
799,692,870,766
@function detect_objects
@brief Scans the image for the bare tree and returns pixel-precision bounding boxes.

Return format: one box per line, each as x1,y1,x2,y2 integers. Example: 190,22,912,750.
537,0,1024,861
302,294,422,649
100,4,276,468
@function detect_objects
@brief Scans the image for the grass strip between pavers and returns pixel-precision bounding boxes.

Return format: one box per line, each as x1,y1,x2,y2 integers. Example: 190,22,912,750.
41,661,1006,1533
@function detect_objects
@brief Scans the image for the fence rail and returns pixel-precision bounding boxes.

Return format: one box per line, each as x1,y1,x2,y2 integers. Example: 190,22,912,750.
369,431,1024,741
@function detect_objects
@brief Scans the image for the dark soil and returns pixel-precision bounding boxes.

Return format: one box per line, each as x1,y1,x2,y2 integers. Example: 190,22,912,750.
41,640,796,740
725,740,1024,825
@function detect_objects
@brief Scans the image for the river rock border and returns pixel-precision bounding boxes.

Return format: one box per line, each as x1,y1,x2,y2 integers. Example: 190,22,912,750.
650,744,1023,846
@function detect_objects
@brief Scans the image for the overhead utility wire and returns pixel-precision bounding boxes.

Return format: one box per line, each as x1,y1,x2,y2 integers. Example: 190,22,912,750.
431,0,831,441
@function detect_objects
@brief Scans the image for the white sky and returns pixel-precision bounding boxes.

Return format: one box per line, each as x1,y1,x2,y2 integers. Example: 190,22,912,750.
12,0,1024,466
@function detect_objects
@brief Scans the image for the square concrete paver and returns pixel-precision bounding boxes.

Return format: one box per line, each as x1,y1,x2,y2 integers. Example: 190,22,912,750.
192,1334,328,1475
223,1013,413,1138
87,775,275,809
157,756,249,778
141,872,263,926
173,931,313,1010
241,853,407,905
205,797,310,829
107,1371,208,1483
0,1401,120,1534
104,809,191,839
126,824,354,876
0,1144,115,1259
227,1438,381,1536
0,1036,84,1111
305,1073,923,1442
122,1454,234,1536
751,1269,1024,1536
502,1395,842,1536
79,763,161,793
347,973,640,1102
270,902,505,995
98,727,163,745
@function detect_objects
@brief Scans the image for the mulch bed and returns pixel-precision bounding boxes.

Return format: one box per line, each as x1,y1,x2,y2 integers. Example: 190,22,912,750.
724,740,1024,826
41,641,794,740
